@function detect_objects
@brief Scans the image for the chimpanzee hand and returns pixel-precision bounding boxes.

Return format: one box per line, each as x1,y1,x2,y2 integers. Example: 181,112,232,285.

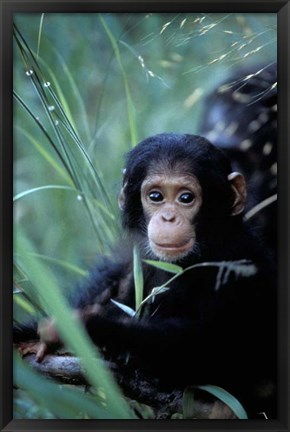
36,304,104,362
36,317,61,362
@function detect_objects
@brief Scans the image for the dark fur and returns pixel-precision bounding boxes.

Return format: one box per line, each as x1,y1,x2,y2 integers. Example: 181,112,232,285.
199,64,277,255
14,133,277,418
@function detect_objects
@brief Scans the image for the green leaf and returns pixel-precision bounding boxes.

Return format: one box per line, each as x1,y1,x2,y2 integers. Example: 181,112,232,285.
14,353,114,419
150,286,170,303
133,245,144,311
13,185,80,202
182,386,195,419
36,13,45,60
128,400,155,419
144,259,183,274
99,14,138,147
196,384,248,419
25,252,88,277
16,127,73,185
13,25,119,252
15,233,135,419
137,286,170,314
110,299,136,317
13,294,37,315
171,412,183,419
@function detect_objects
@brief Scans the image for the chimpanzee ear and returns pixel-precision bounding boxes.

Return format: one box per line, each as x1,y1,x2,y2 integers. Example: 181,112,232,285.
118,186,126,210
118,169,127,210
227,172,247,216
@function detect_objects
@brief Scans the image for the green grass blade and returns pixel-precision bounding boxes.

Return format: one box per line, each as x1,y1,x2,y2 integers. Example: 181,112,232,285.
15,232,135,419
13,92,75,182
144,259,183,274
14,354,115,419
25,252,88,277
15,84,113,249
110,299,135,317
182,386,195,419
196,384,248,419
14,25,119,248
16,128,74,185
13,184,116,228
13,185,80,202
133,245,144,311
14,294,37,315
99,14,138,147
137,286,170,312
46,44,92,143
36,13,45,60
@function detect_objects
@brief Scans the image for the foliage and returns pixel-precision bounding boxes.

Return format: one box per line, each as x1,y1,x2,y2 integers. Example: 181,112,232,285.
13,12,277,419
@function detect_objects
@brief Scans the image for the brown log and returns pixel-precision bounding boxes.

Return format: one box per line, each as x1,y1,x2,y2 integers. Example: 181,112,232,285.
23,353,87,385
21,352,236,419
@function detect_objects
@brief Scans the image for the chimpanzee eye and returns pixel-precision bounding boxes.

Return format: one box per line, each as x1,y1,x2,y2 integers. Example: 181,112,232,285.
149,191,164,202
179,192,195,204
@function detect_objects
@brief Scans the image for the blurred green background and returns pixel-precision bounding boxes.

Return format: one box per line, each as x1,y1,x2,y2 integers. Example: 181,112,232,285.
13,12,277,419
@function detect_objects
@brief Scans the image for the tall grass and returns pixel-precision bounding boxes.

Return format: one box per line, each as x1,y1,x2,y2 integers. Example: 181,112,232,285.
14,23,119,251
14,234,134,419
13,18,135,419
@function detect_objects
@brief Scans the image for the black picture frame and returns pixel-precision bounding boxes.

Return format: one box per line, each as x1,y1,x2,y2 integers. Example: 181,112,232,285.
1,1,289,431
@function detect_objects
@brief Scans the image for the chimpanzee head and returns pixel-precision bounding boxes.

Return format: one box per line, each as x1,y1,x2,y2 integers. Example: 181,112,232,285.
119,133,246,262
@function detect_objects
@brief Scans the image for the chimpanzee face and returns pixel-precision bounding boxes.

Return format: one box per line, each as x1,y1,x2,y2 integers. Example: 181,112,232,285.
141,168,202,262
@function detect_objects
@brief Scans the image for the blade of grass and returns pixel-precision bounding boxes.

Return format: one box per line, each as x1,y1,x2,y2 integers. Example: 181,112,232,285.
14,27,95,197
31,57,78,132
182,386,195,419
144,259,183,274
52,110,116,214
196,384,248,419
15,232,135,419
13,185,116,222
133,245,144,311
99,14,138,147
14,92,75,183
15,127,73,185
36,13,45,60
14,353,117,419
18,23,118,218
14,295,37,315
110,299,135,317
46,44,91,143
14,24,120,244
145,259,256,294
25,252,88,277
13,185,79,202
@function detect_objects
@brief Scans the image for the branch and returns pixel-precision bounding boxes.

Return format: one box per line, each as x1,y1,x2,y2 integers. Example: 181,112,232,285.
21,352,236,419
21,353,87,385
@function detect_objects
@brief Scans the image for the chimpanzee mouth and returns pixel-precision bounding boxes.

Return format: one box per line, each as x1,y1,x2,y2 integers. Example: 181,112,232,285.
150,238,195,262
153,238,194,252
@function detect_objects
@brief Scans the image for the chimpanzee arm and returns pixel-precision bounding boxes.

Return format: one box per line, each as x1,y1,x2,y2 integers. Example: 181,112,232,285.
71,257,131,309
81,274,271,381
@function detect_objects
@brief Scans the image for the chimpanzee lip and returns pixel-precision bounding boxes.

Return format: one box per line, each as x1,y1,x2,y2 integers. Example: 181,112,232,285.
154,238,194,251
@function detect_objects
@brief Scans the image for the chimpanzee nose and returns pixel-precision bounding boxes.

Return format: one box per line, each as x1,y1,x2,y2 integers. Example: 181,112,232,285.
161,211,176,222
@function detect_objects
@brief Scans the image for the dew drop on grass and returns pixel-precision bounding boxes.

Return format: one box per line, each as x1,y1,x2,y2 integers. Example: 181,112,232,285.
25,69,34,76
48,105,55,112
44,81,51,88
77,195,83,201
54,120,59,126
